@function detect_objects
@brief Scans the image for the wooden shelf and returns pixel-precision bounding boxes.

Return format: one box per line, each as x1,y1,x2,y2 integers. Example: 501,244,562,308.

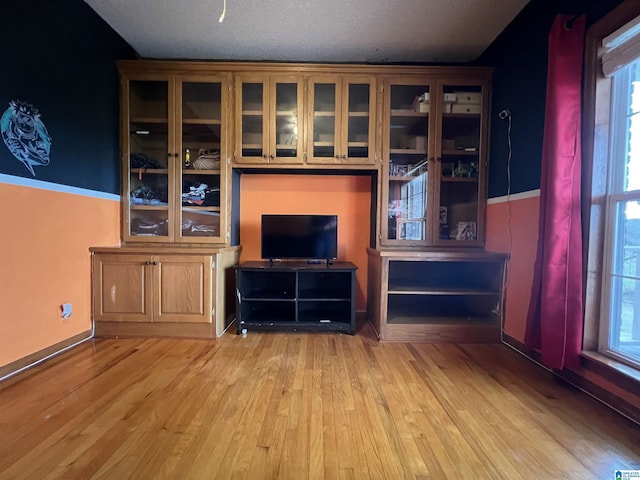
182,118,222,125
443,113,480,119
440,177,478,183
130,168,168,174
388,285,500,295
182,206,221,212
442,149,478,156
130,117,167,123
130,205,169,211
390,148,427,155
182,169,221,175
391,109,428,117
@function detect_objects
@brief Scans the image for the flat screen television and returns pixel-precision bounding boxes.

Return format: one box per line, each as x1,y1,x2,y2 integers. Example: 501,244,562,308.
261,214,338,262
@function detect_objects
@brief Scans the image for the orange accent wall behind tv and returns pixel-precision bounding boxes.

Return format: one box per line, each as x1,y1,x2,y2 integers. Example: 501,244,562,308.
239,174,372,310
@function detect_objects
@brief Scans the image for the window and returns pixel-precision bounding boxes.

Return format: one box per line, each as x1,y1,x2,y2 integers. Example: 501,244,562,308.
585,6,640,371
601,59,640,367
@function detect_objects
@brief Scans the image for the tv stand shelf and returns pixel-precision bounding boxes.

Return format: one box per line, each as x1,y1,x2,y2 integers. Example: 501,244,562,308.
235,261,357,334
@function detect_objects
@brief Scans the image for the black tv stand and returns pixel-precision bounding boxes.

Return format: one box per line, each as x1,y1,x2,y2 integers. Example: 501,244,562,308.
235,261,357,334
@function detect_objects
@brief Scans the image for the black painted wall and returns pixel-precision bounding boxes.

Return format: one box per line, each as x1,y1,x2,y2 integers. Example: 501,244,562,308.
477,0,623,198
0,0,135,193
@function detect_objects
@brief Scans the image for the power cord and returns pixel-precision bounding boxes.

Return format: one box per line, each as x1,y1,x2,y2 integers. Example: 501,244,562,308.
498,108,513,344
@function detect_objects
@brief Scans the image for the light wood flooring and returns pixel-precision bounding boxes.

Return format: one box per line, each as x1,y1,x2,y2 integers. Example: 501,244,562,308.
1,323,639,479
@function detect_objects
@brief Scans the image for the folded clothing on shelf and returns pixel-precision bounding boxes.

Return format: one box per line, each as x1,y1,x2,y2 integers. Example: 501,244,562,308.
130,185,168,205
181,181,220,206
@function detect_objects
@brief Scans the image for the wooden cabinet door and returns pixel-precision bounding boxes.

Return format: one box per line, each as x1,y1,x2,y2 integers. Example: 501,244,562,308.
270,74,304,165
381,77,435,247
122,75,176,244
432,78,489,247
341,76,377,165
307,75,376,165
153,255,213,323
176,75,230,245
92,254,153,322
307,76,341,164
234,74,269,164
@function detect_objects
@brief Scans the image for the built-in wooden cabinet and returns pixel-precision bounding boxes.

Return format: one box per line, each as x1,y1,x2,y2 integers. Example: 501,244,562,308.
91,246,240,338
367,248,507,342
121,68,231,244
107,60,498,342
380,73,490,247
234,73,305,165
306,76,377,165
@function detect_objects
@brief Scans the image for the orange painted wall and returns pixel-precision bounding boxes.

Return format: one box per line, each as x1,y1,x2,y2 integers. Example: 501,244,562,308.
486,191,640,411
0,182,120,368
239,174,372,310
485,192,540,341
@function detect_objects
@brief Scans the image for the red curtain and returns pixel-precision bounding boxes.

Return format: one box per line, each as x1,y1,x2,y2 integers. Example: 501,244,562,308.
524,14,586,370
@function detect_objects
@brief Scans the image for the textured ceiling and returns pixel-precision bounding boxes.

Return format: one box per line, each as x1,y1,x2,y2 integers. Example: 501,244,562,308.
84,0,529,64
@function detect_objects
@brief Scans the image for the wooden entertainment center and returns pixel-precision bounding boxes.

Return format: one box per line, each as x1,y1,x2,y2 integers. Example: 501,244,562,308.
90,59,507,342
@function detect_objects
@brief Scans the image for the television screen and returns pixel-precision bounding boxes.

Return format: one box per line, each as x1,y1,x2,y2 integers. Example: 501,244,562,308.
261,214,338,261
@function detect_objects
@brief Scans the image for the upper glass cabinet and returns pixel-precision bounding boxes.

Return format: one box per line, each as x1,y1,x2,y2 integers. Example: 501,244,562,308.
234,74,304,164
127,79,172,241
122,73,229,244
179,80,225,241
382,79,433,245
434,81,487,247
307,76,376,165
380,76,489,247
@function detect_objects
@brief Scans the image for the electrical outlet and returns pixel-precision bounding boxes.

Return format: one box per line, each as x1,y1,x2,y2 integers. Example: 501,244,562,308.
60,303,72,321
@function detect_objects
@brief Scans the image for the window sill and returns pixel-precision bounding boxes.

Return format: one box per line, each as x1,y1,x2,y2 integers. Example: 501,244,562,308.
581,351,640,397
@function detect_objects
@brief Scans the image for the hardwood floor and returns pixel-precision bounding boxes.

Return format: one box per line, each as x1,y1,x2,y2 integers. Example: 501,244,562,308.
1,323,639,479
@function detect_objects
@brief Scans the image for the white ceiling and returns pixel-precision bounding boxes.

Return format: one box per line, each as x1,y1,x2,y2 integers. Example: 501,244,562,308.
85,0,529,64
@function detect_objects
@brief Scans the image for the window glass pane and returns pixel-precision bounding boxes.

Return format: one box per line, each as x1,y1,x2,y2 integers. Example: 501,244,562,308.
623,60,640,191
607,200,640,365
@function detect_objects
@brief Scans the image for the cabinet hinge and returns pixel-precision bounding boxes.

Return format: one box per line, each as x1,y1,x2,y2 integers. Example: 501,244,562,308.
212,260,216,270
211,308,215,317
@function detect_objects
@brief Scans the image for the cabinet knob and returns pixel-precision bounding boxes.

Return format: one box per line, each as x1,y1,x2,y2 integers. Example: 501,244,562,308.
335,154,340,159
270,154,275,159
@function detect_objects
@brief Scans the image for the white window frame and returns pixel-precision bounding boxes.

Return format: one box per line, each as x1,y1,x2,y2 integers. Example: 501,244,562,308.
585,5,640,373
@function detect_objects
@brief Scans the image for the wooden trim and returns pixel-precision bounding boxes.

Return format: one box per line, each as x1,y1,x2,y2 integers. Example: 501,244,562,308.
581,351,640,397
118,60,495,78
90,245,242,255
94,321,218,339
0,330,92,380
502,334,640,425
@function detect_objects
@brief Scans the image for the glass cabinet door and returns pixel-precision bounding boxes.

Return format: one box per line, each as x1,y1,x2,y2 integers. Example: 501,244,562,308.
308,79,339,163
343,78,375,165
126,79,172,241
382,80,432,245
178,79,225,242
308,76,375,165
435,81,486,246
272,77,303,164
236,78,267,163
